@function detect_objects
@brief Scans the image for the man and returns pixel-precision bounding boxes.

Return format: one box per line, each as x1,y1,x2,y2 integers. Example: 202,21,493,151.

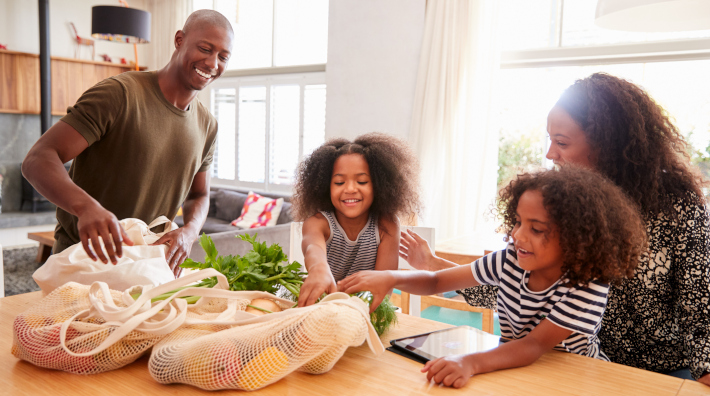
22,10,233,275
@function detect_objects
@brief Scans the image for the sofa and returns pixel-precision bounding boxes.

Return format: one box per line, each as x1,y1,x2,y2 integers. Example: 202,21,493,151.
175,188,293,235
179,188,295,262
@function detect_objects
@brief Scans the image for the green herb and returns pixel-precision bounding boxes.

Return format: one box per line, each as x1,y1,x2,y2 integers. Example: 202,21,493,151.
354,291,398,336
179,233,306,296
134,233,398,335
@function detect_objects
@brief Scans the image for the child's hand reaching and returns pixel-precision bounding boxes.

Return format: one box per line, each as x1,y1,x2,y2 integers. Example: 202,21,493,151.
400,229,437,270
338,270,394,313
422,355,476,389
298,264,337,307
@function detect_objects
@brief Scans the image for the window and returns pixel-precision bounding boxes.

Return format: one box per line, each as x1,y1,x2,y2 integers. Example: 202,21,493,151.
193,0,329,70
495,0,710,189
195,1,329,191
210,73,327,192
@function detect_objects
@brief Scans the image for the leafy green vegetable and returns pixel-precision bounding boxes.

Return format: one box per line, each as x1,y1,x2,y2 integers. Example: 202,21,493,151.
179,233,306,296
355,292,398,336
135,233,398,335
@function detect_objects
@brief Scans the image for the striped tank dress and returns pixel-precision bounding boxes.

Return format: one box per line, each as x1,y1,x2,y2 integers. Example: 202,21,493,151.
320,211,380,282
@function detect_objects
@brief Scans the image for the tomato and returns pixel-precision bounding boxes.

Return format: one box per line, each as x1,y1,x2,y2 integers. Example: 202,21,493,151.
186,343,241,389
237,347,289,390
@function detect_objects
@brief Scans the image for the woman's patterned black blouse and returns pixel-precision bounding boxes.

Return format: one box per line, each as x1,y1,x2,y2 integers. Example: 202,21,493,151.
458,194,710,379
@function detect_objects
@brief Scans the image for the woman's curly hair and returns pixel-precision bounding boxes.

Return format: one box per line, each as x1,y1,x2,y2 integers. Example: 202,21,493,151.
497,166,647,287
555,73,707,219
291,132,421,222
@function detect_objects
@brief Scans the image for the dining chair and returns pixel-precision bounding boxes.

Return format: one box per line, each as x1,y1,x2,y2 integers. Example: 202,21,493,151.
391,291,496,334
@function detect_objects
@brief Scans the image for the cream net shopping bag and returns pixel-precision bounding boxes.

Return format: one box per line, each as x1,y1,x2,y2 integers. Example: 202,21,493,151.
11,282,168,374
148,292,380,391
13,268,383,386
12,269,216,374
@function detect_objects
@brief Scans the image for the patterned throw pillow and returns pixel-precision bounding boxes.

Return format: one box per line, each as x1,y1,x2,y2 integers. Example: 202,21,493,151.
231,191,284,229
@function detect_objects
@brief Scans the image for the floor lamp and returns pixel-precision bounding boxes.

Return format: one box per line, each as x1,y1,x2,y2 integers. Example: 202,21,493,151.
91,3,151,71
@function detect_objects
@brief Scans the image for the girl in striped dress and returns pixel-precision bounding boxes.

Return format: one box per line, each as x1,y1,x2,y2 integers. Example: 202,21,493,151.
291,133,421,307
339,166,647,388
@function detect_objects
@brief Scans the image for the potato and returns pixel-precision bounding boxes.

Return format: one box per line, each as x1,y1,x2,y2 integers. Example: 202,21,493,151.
245,298,282,315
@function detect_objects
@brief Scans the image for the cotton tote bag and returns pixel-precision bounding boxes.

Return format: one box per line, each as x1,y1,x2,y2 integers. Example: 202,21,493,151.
33,216,178,295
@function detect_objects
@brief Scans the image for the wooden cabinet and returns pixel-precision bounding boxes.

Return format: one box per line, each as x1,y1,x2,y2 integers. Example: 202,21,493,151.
0,49,144,116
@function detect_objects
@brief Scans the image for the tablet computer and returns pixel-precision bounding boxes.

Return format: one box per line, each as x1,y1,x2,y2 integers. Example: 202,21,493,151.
389,325,501,363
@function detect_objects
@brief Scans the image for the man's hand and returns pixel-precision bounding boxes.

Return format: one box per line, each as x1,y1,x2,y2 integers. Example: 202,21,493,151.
298,264,337,308
399,229,437,270
76,204,133,264
421,354,476,388
152,227,198,277
338,270,394,313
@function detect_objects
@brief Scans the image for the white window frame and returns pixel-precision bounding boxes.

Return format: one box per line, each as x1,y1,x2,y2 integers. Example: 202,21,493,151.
497,1,710,169
209,71,326,194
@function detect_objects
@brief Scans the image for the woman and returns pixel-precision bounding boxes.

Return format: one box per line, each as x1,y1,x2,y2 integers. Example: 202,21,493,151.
401,73,710,384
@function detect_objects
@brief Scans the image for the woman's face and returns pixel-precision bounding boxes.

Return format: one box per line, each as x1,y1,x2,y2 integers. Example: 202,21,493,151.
546,106,598,169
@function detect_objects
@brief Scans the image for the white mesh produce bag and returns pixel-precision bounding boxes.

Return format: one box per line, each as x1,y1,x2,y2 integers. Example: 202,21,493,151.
12,268,383,387
145,270,383,390
148,292,380,390
11,281,173,374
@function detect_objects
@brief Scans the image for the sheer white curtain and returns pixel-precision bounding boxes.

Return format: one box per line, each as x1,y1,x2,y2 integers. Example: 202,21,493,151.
409,0,500,242
146,0,193,70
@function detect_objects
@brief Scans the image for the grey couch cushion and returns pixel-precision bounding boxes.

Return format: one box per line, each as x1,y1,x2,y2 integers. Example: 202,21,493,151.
187,223,292,262
276,201,292,224
214,189,249,222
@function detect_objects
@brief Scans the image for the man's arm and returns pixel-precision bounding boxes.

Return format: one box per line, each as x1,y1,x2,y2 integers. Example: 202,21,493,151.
152,171,210,276
22,121,133,263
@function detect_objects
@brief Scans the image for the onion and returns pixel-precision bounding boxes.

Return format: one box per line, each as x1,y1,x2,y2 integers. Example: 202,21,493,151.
246,298,282,315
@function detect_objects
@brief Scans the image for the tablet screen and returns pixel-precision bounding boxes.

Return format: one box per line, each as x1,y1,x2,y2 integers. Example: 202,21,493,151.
390,325,501,362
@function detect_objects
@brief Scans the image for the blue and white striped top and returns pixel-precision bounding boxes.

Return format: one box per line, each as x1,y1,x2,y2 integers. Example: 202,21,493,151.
321,211,380,282
471,244,610,360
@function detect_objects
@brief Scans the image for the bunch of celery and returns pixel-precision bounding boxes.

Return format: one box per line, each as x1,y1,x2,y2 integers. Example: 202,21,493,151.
139,233,397,335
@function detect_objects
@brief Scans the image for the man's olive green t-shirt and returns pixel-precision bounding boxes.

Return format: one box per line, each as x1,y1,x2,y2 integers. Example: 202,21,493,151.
55,71,217,250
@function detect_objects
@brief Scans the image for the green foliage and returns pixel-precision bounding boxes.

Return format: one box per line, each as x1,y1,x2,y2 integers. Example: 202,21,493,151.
497,128,546,190
355,292,398,336
180,233,306,296
161,233,399,335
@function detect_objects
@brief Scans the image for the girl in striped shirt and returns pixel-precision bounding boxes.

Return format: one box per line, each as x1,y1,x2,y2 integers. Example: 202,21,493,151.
339,166,647,388
291,133,421,307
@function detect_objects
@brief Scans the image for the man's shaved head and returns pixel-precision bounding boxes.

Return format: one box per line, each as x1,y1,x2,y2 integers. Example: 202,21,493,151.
182,9,233,36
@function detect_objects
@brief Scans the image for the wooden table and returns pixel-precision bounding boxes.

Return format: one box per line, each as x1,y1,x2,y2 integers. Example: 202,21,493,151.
0,292,698,395
27,231,54,263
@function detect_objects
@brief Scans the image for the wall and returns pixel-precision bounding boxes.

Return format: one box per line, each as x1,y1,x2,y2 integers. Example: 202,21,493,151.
0,0,148,64
325,0,426,141
0,114,61,213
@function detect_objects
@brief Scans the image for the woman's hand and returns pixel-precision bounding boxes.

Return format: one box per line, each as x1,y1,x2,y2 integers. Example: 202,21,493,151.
298,264,337,307
421,355,476,388
699,372,710,386
400,229,438,270
338,271,394,313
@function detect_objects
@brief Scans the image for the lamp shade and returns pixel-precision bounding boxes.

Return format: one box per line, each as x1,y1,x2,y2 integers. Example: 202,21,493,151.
595,0,710,32
91,5,151,43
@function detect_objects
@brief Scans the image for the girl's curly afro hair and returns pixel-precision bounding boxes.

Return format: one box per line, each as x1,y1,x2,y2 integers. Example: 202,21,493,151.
291,132,421,222
555,73,707,219
497,166,647,287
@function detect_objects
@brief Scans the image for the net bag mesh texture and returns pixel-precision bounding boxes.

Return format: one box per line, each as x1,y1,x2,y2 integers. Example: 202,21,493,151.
12,282,162,374
149,296,369,391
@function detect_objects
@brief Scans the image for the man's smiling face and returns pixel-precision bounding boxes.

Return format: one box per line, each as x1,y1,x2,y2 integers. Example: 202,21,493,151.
175,23,233,92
